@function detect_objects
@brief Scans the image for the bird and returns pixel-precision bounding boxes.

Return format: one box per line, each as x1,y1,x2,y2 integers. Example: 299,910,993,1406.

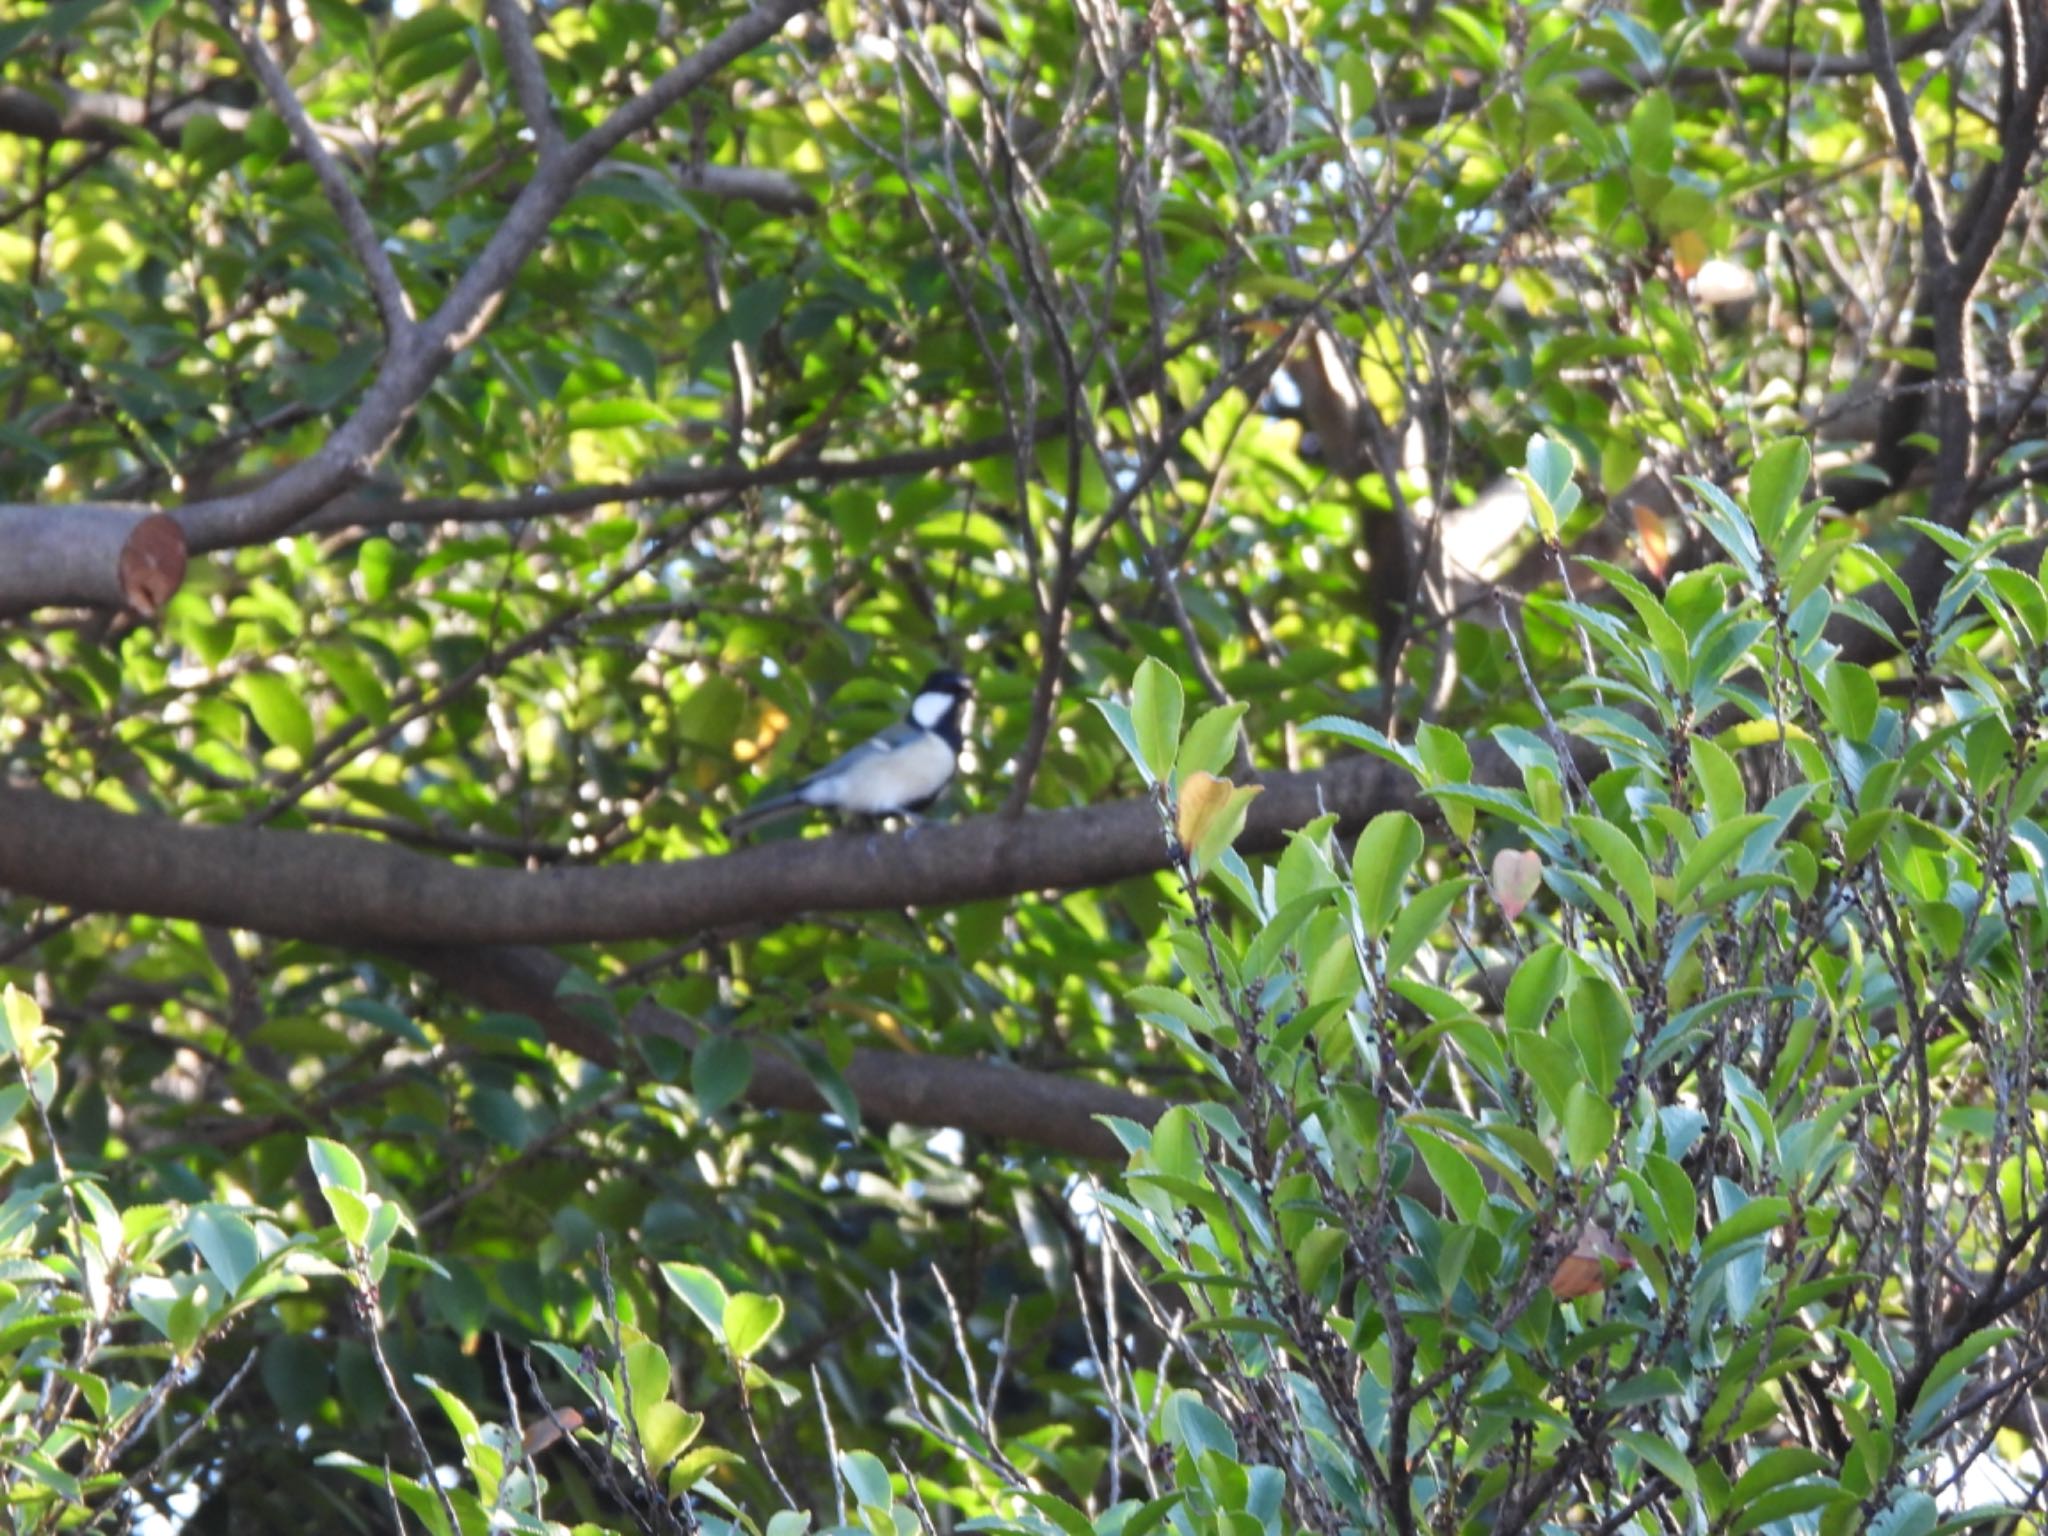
724,668,973,837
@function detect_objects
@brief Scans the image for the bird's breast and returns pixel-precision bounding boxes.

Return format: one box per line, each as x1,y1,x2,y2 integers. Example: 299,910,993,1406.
806,734,954,813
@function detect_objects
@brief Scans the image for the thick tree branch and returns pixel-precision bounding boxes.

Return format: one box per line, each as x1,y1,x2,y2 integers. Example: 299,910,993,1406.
1828,0,2048,665
0,84,250,148
400,944,1151,1159
0,418,1068,609
0,504,183,614
0,747,1487,950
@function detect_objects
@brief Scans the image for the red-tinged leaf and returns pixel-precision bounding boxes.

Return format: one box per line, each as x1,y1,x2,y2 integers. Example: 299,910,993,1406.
1491,847,1543,920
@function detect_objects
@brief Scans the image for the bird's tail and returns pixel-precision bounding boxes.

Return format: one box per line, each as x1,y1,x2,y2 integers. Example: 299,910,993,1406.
723,793,807,838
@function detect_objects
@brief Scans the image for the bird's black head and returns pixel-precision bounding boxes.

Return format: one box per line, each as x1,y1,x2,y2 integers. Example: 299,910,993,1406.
908,668,973,744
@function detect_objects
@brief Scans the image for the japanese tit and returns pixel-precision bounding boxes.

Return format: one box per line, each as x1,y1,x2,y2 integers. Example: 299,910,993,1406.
724,669,972,836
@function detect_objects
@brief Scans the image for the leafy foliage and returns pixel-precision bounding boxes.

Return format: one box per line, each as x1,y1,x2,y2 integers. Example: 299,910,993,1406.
1096,443,2048,1533
2,0,2046,1531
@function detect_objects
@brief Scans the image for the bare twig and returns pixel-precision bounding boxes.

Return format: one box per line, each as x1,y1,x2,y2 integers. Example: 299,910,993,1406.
207,0,414,339
486,0,563,154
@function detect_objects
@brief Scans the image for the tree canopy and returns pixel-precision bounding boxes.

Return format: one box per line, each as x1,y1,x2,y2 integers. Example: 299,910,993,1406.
2,0,2047,1533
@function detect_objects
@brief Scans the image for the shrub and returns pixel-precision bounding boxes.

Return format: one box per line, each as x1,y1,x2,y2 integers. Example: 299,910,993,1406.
1084,437,2048,1535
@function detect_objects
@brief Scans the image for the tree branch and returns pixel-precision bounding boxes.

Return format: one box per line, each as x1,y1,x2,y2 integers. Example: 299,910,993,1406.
486,0,563,156
297,416,1073,534
0,504,183,614
0,747,1491,950
399,944,1152,1159
1855,0,1953,273
0,83,251,149
1376,23,1957,128
0,83,812,211
207,0,414,340
1828,0,2048,664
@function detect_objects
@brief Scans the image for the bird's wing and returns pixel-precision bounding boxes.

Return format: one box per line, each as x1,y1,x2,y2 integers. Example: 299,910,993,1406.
791,721,923,791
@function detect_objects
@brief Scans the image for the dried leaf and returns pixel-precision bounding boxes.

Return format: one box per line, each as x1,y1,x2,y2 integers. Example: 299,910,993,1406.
1490,847,1543,921
1631,501,1670,582
1548,1221,1635,1300
522,1406,586,1455
1176,771,1262,871
1177,771,1234,850
1669,227,1708,279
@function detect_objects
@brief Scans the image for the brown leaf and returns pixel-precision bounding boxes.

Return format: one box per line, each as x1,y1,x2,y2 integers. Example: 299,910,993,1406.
1631,501,1670,582
521,1407,586,1455
1490,847,1542,921
1547,1221,1635,1301
118,513,187,617
1176,771,1262,872
1669,228,1708,279
1176,771,1234,850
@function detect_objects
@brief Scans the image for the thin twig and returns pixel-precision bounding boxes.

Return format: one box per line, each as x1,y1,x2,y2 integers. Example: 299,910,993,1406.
207,0,414,338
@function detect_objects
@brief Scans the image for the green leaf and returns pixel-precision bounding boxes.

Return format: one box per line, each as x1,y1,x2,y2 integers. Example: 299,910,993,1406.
840,1449,893,1510
3,985,45,1061
1821,660,1879,741
1131,658,1185,784
1673,813,1774,904
323,1186,373,1248
1907,1326,2017,1441
1407,1127,1488,1223
1613,1429,1697,1494
1352,811,1423,936
568,397,673,432
1701,1195,1791,1259
723,1292,785,1358
691,1035,753,1116
238,672,315,763
638,1401,703,1470
1645,1153,1698,1253
1727,1481,1848,1536
1835,1328,1895,1426
186,1207,261,1295
338,998,430,1048
1566,975,1632,1097
1414,721,1472,784
1867,1491,1937,1536
1090,696,1151,778
308,1137,366,1195
623,1340,672,1425
1568,815,1657,933
1167,1389,1237,1461
1563,1082,1615,1170
659,1263,729,1345
381,4,470,61
1383,878,1470,973
1748,438,1811,549
1504,944,1570,1033
1175,702,1247,781
1731,1446,1833,1506
1601,1367,1684,1407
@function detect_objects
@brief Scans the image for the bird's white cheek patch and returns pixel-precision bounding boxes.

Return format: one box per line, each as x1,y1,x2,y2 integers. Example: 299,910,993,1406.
911,691,954,729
